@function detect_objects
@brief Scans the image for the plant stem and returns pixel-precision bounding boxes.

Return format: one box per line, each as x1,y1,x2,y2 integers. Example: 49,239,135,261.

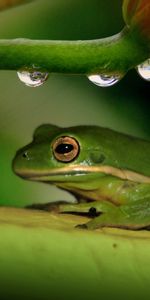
0,27,149,75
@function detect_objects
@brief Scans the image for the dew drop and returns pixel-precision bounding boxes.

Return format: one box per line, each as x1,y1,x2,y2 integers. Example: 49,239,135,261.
137,59,150,81
87,74,122,87
17,69,49,87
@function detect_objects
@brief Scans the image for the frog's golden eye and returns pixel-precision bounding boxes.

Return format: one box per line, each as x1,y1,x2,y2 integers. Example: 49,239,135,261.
52,136,80,162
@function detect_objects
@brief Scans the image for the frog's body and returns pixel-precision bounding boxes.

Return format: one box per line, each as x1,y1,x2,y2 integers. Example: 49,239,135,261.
13,124,150,230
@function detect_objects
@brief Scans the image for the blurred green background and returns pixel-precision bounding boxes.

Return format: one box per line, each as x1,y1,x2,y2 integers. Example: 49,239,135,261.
0,0,150,207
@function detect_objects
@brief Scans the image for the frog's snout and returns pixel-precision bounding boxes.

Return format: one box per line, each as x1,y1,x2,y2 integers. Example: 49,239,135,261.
12,149,32,178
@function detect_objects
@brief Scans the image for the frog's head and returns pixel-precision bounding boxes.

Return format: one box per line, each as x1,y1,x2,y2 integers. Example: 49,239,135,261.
12,124,119,192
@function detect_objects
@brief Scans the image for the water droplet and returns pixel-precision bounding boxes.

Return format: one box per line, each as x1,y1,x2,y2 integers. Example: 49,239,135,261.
137,59,150,81
87,74,122,87
17,69,49,87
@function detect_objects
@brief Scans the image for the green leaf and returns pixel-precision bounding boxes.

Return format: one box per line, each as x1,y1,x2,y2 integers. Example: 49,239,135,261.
0,207,150,300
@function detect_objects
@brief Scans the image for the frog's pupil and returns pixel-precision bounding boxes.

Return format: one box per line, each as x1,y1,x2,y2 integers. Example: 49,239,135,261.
55,143,74,154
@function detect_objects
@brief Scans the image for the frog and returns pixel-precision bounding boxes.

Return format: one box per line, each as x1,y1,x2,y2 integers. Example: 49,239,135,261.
12,124,150,230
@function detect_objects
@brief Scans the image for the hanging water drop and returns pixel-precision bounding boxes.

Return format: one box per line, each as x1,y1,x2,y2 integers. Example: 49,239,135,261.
17,69,49,87
87,74,122,87
137,59,150,81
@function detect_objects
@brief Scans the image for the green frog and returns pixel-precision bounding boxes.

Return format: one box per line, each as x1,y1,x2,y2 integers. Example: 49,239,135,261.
12,124,150,230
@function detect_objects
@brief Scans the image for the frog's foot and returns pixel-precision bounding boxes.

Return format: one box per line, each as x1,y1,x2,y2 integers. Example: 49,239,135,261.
26,201,68,213
75,213,122,230
75,224,88,230
26,201,93,214
75,207,120,230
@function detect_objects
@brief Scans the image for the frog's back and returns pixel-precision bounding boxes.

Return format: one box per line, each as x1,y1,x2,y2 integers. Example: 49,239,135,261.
68,125,150,178
107,128,150,177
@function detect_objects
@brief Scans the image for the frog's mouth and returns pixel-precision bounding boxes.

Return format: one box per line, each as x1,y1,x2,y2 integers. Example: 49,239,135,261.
14,165,150,184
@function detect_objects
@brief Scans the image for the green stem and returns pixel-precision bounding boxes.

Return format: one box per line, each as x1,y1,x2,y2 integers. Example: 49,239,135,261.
0,27,149,75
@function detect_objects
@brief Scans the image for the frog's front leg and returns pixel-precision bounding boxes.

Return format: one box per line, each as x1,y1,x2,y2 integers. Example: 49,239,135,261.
26,199,115,219
78,198,150,230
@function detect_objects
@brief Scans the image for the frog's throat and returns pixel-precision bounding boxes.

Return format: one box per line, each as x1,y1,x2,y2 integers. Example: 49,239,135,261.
18,165,150,184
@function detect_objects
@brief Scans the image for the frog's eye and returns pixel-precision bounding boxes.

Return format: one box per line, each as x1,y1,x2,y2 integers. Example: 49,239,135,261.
52,136,80,162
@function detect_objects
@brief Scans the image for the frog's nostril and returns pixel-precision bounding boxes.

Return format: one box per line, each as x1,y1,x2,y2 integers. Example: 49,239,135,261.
22,151,30,160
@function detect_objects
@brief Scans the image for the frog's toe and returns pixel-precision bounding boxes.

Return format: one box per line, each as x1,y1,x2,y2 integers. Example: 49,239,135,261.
75,223,88,230
26,202,53,211
25,202,65,212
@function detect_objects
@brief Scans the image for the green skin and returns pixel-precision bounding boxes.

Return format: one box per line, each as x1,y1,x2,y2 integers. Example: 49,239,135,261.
13,124,150,230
